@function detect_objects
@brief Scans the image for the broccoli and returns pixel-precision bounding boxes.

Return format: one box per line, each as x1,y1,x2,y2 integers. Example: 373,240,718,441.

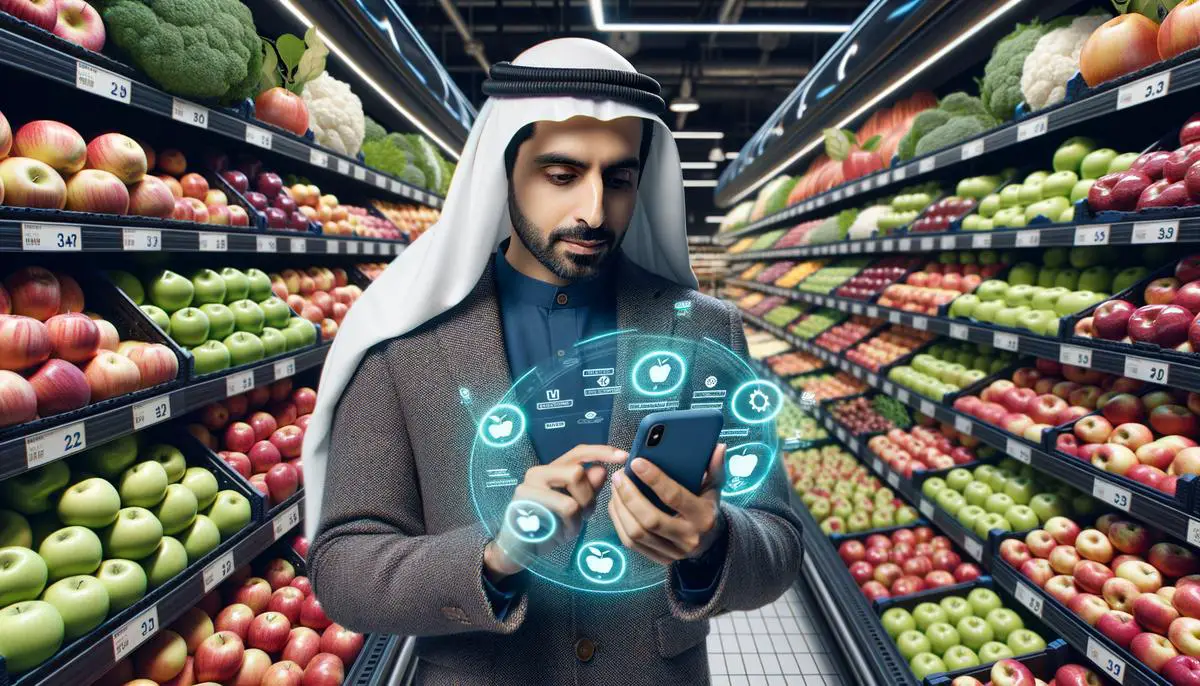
95,0,262,103
897,109,951,160
979,22,1049,121
363,116,386,143
938,93,994,122
914,116,995,157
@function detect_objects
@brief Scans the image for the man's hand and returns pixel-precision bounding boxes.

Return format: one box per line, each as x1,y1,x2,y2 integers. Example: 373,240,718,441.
485,444,627,581
607,443,727,566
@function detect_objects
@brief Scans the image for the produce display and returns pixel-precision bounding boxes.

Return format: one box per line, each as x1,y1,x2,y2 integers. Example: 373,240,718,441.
874,185,941,233
371,200,440,241
844,325,934,372
762,303,806,328
879,251,1006,316
264,266,364,343
790,371,868,401
838,525,982,600
774,259,828,288
755,260,799,285
788,308,845,340
777,402,829,443
835,256,921,301
887,340,1008,401
1075,251,1200,352
867,421,984,475
765,350,826,376
814,315,880,352
798,257,871,294
830,394,913,435
786,444,918,535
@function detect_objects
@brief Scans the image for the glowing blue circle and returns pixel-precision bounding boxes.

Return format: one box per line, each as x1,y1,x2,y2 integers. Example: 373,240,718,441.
630,350,687,396
731,379,784,424
575,541,627,585
721,442,776,497
504,500,556,543
477,403,526,448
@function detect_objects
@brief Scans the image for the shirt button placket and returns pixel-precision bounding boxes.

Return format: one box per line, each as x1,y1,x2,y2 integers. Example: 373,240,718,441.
575,638,596,662
556,293,569,306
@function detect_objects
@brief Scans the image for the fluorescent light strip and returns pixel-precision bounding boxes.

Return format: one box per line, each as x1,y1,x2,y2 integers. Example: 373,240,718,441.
681,162,718,170
589,0,849,33
705,216,726,223
727,0,1027,204
725,152,739,160
673,132,725,140
684,180,719,188
275,0,461,161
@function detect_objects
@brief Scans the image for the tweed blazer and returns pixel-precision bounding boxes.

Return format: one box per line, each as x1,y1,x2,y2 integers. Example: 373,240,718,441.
309,256,804,685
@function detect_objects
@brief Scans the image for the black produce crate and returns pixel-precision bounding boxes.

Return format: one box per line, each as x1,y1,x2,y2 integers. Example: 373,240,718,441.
1074,126,1200,225
925,639,1071,686
206,170,269,232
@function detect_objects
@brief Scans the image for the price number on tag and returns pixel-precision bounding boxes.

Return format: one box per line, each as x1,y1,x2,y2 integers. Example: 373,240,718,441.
911,316,928,331
1132,220,1179,244
893,167,907,181
309,148,329,167
226,371,254,397
203,551,236,593
971,233,992,249
1075,225,1109,246
22,223,80,251
1059,345,1092,368
960,139,984,160
1017,116,1048,141
918,158,935,174
1006,438,1032,464
244,125,272,149
919,499,935,518
132,396,170,430
1124,355,1168,384
1118,70,1171,110
920,237,934,251
273,357,296,380
955,416,973,436
1015,583,1043,617
920,400,936,418
994,332,1019,352
964,537,983,561
887,472,900,488
274,503,302,539
290,237,307,253
25,421,87,468
1015,230,1040,248
256,236,277,253
171,98,208,129
1087,637,1126,683
113,605,159,661
76,62,131,103
949,323,969,341
1094,479,1133,511
898,238,913,252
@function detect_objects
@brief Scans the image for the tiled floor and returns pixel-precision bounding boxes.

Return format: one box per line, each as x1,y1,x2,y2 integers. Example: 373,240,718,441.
706,578,855,686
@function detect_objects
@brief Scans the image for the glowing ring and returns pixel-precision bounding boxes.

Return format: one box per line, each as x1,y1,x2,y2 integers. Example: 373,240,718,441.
575,541,627,585
477,403,527,448
731,380,784,424
630,350,687,396
504,500,556,543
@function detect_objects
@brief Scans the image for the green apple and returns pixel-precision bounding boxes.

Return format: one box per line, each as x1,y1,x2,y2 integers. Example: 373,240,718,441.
940,596,974,626
957,176,1000,199
152,484,198,535
978,641,1014,663
921,477,947,500
819,517,844,535
1077,266,1112,293
1070,179,1095,203
260,327,288,357
189,268,227,306
138,536,188,589
978,193,1002,218
936,489,967,516
1036,267,1059,288
956,505,986,530
975,217,994,230
148,269,194,314
942,644,980,671
871,509,896,528
1054,268,1080,290
988,469,1013,493
1079,148,1117,179
926,621,961,655
956,616,994,652
108,270,145,305
286,316,317,345
39,526,103,580
999,184,1023,207
1006,628,1046,655
1053,137,1095,174
896,629,932,661
179,514,221,562
945,469,973,492
0,462,70,515
1041,171,1079,199
1054,290,1106,317
949,294,979,319
1007,263,1039,286
27,513,59,549
881,608,917,638
0,546,48,605
1003,477,1036,505
245,268,273,301
1017,181,1043,205
220,268,250,303
190,340,231,375
73,435,138,479
896,506,918,526
100,507,163,560
95,559,146,612
978,513,1012,538
1108,152,1138,174
972,301,1004,323
145,445,186,484
984,608,1024,641
205,490,251,539
975,280,1009,302
140,305,171,334
1030,286,1069,312
1004,284,1038,307
199,303,235,340
910,653,948,681
963,481,992,507
258,297,291,329
56,477,121,528
40,574,108,639
1025,196,1071,223
1112,266,1149,294
223,332,266,366
228,299,265,335
0,510,32,548
846,512,870,533
967,587,1003,617
118,461,168,508
169,307,210,347
1070,246,1108,269
961,214,985,230
985,492,1015,515
912,602,949,632
180,468,219,511
0,600,65,672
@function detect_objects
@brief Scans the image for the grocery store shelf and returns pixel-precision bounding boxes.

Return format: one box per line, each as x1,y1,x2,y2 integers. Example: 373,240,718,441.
0,27,443,210
1,343,331,483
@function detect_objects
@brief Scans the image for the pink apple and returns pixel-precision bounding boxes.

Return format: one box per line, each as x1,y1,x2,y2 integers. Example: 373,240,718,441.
1021,558,1054,587
84,350,141,400
1045,574,1080,606
1092,443,1137,476
1174,447,1200,475
1151,542,1200,577
194,630,245,683
1163,655,1200,686
1049,545,1083,576
265,558,296,590
65,168,129,214
271,425,304,459
1025,530,1058,559
1171,616,1200,658
224,422,256,453
265,462,299,504
1044,516,1081,547
248,439,282,474
318,624,364,667
52,0,106,50
220,451,251,478
1107,520,1151,556
124,343,179,388
261,660,303,686
1075,560,1116,594
299,595,331,630
1074,415,1113,444
281,626,321,670
1030,394,1068,425
1131,631,1180,673
247,611,291,654
229,648,271,686
1101,393,1145,426
1068,593,1110,625
302,653,345,686
1097,610,1140,649
0,156,67,209
0,0,57,30
268,586,305,625
13,120,86,174
27,358,90,416
86,133,146,184
128,176,175,217
1137,439,1180,470
1135,591,1180,634
1102,576,1142,613
289,575,311,596
999,539,1033,568
234,577,272,615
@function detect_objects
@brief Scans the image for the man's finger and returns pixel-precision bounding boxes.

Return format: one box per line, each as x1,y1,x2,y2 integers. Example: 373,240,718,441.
701,443,728,491
628,457,710,523
613,472,694,548
554,444,629,466
610,486,679,564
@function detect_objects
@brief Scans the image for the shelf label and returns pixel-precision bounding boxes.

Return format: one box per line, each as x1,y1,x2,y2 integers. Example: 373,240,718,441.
920,400,936,418
954,416,973,436
849,437,859,452
374,174,387,189
289,237,307,253
244,125,273,149
866,306,879,318
256,236,277,253
337,159,351,175
122,228,161,251
390,180,403,194
920,237,934,251
960,139,984,160
851,242,863,253
1189,519,1200,548
881,239,895,252
76,62,131,103
202,550,236,593
198,232,228,251
1016,116,1048,142
1117,70,1171,110
831,189,842,201
1006,438,1031,464
112,605,159,661
345,241,359,254
225,370,255,397
836,427,847,442
876,172,890,186
25,421,87,468
274,502,302,539
940,236,956,250
887,472,900,488
867,373,878,387
1087,636,1126,683
963,537,983,561
896,388,911,404
1132,220,1179,244
993,332,1019,352
865,241,877,252
273,357,296,380
353,166,367,181
949,323,969,341
911,316,927,331
971,233,992,249
1094,479,1132,511
919,499,935,518
860,180,870,193
872,458,883,473
22,223,80,251
1015,230,1040,248
898,238,912,252
1124,355,1169,384
1059,345,1092,368
364,241,376,255
325,240,339,254
839,244,849,254
918,158,935,174
883,382,894,395
132,396,171,431
845,185,855,197
893,167,906,181
889,311,901,325
168,99,210,132
851,303,864,314
1014,582,1044,618
1075,225,1110,246
309,148,329,168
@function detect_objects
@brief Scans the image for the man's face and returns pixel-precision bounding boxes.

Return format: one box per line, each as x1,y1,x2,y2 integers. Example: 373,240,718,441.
508,116,644,280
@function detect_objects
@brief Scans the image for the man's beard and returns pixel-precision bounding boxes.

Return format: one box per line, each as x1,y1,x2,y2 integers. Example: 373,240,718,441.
509,193,625,281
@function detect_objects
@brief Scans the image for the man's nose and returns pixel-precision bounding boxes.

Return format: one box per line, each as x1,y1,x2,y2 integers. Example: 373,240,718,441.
574,174,606,229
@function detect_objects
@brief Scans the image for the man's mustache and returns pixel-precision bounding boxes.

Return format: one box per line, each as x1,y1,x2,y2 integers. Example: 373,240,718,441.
551,225,615,243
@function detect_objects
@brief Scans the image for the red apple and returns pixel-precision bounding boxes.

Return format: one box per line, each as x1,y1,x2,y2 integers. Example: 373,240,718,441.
248,439,282,474
299,595,331,631
194,631,245,683
214,603,255,640
247,611,291,653
220,451,251,478
291,387,317,416
27,358,90,416
261,660,303,686
229,648,271,686
281,626,321,669
302,653,345,686
265,462,299,504
268,586,306,625
1069,593,1110,626
234,577,273,614
1097,610,1140,649
271,425,304,459
318,623,364,667
84,350,142,401
1135,591,1181,635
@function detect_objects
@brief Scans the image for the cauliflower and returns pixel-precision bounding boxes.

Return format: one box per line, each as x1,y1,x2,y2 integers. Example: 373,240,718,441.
979,22,1049,121
847,205,890,240
1021,13,1111,111
301,72,366,156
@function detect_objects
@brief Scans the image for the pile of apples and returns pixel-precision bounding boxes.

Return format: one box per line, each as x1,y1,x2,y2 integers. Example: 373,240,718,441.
908,196,977,233
0,0,107,52
789,371,866,401
844,325,934,372
879,251,1006,316
814,316,878,352
1079,3,1200,89
1000,514,1200,681
1079,254,1200,352
775,406,827,443
798,258,872,295
774,259,828,289
356,262,387,281
883,587,1048,681
0,433,252,673
132,147,253,227
840,525,980,602
867,422,979,476
215,164,310,232
101,556,361,686
190,378,312,507
874,188,938,233
371,200,440,241
888,342,999,401
757,260,800,286
787,445,917,535
835,256,921,301
268,266,363,343
1060,385,1200,498
949,659,1106,686
787,309,842,340
830,395,905,435
0,265,178,428
1086,113,1200,214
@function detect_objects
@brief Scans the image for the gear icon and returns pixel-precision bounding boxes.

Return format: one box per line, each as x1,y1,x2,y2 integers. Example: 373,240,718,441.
749,388,771,413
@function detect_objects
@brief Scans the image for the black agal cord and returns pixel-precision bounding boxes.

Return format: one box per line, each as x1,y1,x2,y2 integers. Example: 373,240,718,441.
483,62,667,115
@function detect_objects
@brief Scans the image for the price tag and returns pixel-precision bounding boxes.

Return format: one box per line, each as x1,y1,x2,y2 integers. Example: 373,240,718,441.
225,370,255,397
1094,479,1133,511
353,166,367,181
867,373,878,387
1074,225,1110,246
337,159,351,176
964,537,983,561
22,223,81,251
887,472,900,488
256,236,277,253
364,241,377,255
1117,70,1171,110
888,311,901,324
845,185,856,197
920,400,936,417
391,180,403,194
198,232,228,252
202,550,236,593
896,388,911,404
960,139,985,160
244,125,273,149
851,242,863,253
831,189,842,201
1132,220,1179,244
24,421,87,468
273,502,302,539
1188,519,1200,548
893,167,907,182
872,458,883,473
1015,230,1040,248
374,174,387,189
860,181,870,193
912,316,928,331
122,228,161,251
919,499,935,518
323,240,339,256
866,306,879,318
994,332,1019,352
289,237,307,253
171,98,208,129
1017,116,1048,142
949,323,969,340
971,233,992,249
881,239,895,252
877,173,890,186
918,158,935,174
920,237,934,251
345,240,359,254
1124,355,1169,384
898,238,913,252
1006,438,1032,464
1086,636,1126,683
940,236,956,250
307,147,330,168
132,396,171,430
849,437,859,452
1059,345,1092,368
883,381,895,395
112,605,159,661
865,241,878,252
955,416,973,436
273,357,296,380
852,367,863,380
839,359,850,372
76,62,131,103
1014,582,1044,617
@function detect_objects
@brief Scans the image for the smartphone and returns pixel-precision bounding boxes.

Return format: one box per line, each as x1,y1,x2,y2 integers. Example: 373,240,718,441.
624,409,724,514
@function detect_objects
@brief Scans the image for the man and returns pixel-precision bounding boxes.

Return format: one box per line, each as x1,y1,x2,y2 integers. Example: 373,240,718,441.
303,38,803,685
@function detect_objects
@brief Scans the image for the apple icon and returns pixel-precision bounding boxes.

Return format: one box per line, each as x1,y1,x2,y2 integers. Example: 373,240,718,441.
728,452,758,478
487,415,514,439
40,574,109,639
648,358,671,383
0,600,65,673
0,546,49,606
585,547,614,574
95,558,147,612
515,509,540,533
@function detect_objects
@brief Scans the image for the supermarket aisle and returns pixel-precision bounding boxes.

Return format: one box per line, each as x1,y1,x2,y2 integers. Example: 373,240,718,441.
707,578,855,686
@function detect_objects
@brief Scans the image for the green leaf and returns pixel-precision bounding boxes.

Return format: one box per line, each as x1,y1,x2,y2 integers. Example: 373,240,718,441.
860,135,882,152
258,38,281,93
823,128,851,161
275,34,306,78
841,129,858,146
291,27,329,91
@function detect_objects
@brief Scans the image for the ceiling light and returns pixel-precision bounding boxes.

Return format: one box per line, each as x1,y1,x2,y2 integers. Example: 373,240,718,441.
705,215,726,223
725,151,739,160
673,131,725,140
683,179,719,188
669,97,700,113
682,162,718,170
588,0,849,33
708,147,725,163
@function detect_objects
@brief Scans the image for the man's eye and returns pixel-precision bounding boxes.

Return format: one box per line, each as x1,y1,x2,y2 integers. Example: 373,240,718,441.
547,173,576,185
607,176,634,189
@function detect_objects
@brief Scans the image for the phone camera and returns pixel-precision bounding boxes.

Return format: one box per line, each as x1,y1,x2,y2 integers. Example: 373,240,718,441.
647,424,665,447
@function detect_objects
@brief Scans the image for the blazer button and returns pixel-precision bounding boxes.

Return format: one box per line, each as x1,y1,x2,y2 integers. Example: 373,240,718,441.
575,638,596,662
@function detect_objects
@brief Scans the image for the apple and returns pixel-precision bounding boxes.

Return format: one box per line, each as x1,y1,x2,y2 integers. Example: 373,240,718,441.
289,575,311,596
1172,617,1200,658
132,628,188,682
281,626,321,668
1102,394,1145,426
1102,576,1141,613
1069,593,1110,626
194,630,244,683
1164,655,1200,686
56,476,120,528
1048,545,1082,576
319,623,364,667
303,653,345,686
1135,592,1180,634
153,483,198,535
1092,444,1137,476
1151,542,1200,577
1045,575,1079,605
262,660,304,686
228,648,270,686
265,463,299,504
999,539,1032,568
1129,632,1179,673
118,460,169,508
1152,404,1200,438
247,611,291,653
100,506,163,559
1129,304,1193,347
271,425,304,459
1020,558,1054,586
125,343,179,389
1074,560,1115,594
